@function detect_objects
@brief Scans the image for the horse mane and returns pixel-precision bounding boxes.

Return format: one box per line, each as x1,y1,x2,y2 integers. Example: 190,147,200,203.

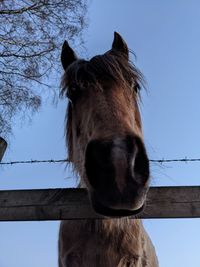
61,50,144,94
61,50,144,163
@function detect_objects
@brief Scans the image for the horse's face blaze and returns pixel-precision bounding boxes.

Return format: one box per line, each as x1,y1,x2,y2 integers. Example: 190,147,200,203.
61,32,150,217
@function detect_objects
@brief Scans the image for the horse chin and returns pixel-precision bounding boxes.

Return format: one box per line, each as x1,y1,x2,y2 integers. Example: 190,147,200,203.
91,198,145,218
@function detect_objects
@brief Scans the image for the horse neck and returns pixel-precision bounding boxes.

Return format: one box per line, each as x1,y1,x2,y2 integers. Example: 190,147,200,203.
62,170,151,265
90,218,143,239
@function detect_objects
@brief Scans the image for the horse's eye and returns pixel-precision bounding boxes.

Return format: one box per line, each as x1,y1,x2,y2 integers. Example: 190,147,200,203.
130,79,141,94
134,83,141,93
67,86,80,102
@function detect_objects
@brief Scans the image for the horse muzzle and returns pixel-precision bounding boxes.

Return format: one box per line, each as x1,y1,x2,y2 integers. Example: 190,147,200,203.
85,134,150,217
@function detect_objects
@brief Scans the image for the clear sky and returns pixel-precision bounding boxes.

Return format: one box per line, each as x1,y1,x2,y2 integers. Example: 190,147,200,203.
1,1,200,266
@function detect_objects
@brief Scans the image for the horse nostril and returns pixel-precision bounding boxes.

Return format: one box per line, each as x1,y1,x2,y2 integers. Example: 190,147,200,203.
85,139,115,191
85,139,111,168
134,150,149,176
132,136,150,183
112,135,149,185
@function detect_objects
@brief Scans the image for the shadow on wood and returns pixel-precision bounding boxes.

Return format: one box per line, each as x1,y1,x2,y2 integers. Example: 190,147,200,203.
0,186,200,221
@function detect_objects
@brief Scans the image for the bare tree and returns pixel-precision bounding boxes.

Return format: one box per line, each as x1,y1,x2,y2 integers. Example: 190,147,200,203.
0,0,87,138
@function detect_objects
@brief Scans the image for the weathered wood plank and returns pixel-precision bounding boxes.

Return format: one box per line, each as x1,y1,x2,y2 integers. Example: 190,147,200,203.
0,186,200,221
0,137,7,161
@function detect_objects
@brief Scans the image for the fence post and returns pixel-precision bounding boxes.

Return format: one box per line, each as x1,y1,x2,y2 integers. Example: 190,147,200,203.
0,137,7,161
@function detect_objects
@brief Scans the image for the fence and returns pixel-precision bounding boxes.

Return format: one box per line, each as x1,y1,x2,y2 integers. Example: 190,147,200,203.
0,137,7,162
1,140,200,221
0,186,200,221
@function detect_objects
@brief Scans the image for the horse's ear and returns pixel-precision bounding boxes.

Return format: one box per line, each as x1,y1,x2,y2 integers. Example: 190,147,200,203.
112,32,129,58
61,40,77,70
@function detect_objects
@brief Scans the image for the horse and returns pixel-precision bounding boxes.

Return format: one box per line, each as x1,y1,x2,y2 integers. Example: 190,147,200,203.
59,32,159,267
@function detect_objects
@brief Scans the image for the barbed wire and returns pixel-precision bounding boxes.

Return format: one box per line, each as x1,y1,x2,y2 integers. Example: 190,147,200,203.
1,157,200,165
150,158,200,163
0,159,69,165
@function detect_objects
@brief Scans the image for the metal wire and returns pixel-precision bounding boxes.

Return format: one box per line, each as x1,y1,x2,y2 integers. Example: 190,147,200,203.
150,158,200,163
0,159,69,165
1,158,200,165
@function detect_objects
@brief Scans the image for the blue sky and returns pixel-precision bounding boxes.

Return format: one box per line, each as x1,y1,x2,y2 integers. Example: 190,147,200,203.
1,1,200,266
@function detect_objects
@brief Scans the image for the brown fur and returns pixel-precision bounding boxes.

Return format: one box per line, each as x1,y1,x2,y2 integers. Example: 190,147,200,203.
59,219,158,267
59,33,159,267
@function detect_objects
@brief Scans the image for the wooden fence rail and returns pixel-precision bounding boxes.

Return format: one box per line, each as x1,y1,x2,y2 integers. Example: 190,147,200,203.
0,186,200,221
0,137,7,162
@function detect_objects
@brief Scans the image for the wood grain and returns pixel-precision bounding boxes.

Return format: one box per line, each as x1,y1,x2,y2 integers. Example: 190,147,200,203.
0,186,200,221
0,137,7,161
